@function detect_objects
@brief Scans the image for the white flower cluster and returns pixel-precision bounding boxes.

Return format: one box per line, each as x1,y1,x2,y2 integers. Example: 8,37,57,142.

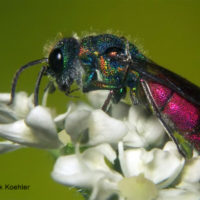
0,92,62,150
0,91,200,200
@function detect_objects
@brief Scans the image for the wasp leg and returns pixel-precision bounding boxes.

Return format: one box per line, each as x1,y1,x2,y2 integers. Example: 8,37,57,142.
34,66,47,106
101,90,114,112
130,88,139,105
83,80,127,113
64,87,80,98
83,80,119,92
41,81,56,106
83,80,120,111
140,80,193,158
44,81,56,94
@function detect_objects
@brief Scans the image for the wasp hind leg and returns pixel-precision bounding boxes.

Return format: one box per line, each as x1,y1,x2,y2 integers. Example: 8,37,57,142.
154,110,193,159
130,87,139,105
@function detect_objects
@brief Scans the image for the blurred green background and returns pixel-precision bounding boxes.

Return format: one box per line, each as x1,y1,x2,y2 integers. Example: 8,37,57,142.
0,0,199,199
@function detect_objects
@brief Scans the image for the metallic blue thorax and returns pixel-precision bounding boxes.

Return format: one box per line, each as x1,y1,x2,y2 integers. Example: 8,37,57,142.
79,34,146,91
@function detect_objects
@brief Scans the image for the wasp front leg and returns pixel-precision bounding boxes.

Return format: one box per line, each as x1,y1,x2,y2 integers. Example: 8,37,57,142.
82,71,117,95
84,79,126,112
82,72,126,111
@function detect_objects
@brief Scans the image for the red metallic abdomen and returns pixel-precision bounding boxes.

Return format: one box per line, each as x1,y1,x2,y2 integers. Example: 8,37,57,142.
148,82,200,132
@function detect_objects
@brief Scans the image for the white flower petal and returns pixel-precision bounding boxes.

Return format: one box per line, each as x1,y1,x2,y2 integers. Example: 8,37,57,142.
0,120,59,148
92,143,117,164
0,140,23,154
52,144,122,188
158,188,200,200
10,92,34,119
0,93,10,103
54,112,69,130
65,108,91,142
0,106,62,148
0,92,34,123
58,130,71,145
179,157,200,183
87,90,110,109
118,175,158,200
123,106,165,148
141,116,165,146
54,102,76,129
177,157,200,192
0,105,18,123
120,142,184,188
52,154,100,187
122,127,146,148
25,106,62,148
127,106,145,126
123,106,149,147
111,102,130,120
82,144,118,170
88,110,128,145
0,120,37,145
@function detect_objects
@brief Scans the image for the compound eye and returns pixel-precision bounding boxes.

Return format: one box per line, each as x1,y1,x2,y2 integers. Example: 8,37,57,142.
48,48,63,73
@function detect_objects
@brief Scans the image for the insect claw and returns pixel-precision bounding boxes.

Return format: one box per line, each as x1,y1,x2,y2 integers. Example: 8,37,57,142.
65,93,80,98
64,87,80,98
7,97,13,106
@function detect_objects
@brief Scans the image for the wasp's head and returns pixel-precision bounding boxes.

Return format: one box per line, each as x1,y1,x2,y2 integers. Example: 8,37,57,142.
9,37,81,106
47,37,81,93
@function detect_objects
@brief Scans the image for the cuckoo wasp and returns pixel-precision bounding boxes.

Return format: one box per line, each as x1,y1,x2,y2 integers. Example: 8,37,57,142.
9,34,200,159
